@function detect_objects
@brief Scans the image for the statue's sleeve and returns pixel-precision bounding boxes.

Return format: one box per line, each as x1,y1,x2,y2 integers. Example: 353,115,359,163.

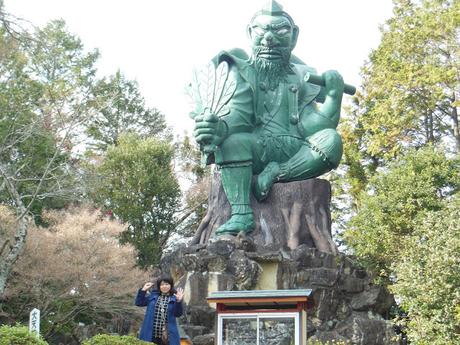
217,61,255,137
290,63,336,138
293,63,322,105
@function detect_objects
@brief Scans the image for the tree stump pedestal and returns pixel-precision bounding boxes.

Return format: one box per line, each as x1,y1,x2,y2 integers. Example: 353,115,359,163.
192,170,337,254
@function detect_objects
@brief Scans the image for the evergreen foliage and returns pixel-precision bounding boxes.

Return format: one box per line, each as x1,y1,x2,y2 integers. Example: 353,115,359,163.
82,334,148,345
343,147,459,279
338,0,459,204
350,0,459,159
0,325,49,345
87,70,169,153
336,1,460,342
93,133,181,267
391,194,460,344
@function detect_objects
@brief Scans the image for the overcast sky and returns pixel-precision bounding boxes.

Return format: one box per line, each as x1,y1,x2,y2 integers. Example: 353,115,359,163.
5,0,394,135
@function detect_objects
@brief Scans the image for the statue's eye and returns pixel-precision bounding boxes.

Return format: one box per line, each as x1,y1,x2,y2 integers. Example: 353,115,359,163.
253,27,266,36
276,28,289,35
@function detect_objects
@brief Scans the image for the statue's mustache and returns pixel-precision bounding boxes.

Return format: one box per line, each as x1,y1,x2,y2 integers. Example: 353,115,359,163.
253,46,291,60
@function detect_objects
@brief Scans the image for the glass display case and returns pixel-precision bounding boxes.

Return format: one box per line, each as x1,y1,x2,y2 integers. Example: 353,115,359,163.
220,313,297,345
207,290,312,345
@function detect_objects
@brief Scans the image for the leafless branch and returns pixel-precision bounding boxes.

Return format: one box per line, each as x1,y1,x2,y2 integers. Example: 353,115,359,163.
0,239,10,257
0,164,26,213
0,6,36,44
18,117,83,219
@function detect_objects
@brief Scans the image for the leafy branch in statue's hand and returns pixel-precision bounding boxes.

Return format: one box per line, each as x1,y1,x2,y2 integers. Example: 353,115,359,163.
188,61,236,165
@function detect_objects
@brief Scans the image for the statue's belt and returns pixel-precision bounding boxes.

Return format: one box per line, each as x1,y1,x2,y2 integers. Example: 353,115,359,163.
258,133,302,145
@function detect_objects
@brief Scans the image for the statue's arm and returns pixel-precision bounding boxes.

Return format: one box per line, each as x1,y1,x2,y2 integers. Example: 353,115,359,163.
219,74,254,138
298,103,336,138
193,63,254,147
316,70,344,127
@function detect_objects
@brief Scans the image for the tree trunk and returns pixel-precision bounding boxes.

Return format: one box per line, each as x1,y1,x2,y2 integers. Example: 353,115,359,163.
0,165,32,297
0,215,30,296
452,93,460,152
425,111,435,144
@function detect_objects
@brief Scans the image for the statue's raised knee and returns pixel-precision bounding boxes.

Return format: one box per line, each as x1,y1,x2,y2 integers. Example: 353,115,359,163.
307,128,343,169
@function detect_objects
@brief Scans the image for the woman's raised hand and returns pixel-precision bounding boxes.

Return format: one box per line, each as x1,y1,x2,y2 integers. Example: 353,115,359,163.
141,282,154,291
175,287,184,302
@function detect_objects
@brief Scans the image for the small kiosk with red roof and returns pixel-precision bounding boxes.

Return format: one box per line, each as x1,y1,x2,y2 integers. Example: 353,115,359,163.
207,289,313,345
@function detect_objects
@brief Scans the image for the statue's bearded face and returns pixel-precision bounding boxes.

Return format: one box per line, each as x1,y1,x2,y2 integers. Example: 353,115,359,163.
248,14,296,89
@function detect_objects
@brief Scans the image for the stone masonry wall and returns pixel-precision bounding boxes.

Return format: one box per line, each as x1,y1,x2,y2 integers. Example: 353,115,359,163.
160,240,399,345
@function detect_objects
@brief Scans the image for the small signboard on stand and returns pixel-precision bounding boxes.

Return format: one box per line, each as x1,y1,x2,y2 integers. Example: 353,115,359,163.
207,289,313,345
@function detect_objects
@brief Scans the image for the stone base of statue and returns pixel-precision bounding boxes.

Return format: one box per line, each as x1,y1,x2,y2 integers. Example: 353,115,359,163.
160,173,398,344
191,171,338,254
161,243,397,344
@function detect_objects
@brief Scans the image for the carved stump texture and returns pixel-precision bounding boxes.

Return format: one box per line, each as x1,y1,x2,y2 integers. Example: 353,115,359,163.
191,171,337,254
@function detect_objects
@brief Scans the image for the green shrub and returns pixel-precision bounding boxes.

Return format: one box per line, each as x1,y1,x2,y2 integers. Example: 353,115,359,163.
0,325,49,345
82,334,148,345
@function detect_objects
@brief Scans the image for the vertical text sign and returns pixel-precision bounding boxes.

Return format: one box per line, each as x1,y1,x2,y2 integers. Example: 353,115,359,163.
29,308,40,336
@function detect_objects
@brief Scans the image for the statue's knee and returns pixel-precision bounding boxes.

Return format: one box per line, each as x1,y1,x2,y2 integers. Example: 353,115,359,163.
307,129,343,169
222,133,252,146
217,133,254,164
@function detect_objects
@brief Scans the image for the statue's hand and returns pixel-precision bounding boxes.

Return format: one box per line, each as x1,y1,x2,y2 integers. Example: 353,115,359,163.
193,112,227,148
322,70,344,99
317,70,344,126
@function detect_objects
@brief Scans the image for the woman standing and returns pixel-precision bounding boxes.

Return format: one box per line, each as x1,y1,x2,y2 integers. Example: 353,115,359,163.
135,275,184,344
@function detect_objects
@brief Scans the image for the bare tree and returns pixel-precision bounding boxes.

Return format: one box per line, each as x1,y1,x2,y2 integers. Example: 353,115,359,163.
0,15,100,296
2,205,149,338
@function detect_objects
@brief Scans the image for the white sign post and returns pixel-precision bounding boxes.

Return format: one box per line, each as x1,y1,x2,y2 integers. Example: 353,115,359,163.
29,308,40,337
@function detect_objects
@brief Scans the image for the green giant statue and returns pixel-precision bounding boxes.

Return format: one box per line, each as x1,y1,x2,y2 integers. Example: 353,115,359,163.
189,1,354,236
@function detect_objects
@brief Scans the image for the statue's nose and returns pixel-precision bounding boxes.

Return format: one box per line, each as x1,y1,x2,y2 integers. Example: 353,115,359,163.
262,31,275,46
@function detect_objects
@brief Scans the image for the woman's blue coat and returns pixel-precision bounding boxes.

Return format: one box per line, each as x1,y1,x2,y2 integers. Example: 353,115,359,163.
135,289,183,344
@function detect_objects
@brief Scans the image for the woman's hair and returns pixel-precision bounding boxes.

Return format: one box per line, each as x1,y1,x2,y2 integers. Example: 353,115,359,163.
156,275,176,295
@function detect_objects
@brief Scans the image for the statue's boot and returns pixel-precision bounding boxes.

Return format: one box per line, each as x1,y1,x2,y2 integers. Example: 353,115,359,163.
254,129,343,201
215,163,255,235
